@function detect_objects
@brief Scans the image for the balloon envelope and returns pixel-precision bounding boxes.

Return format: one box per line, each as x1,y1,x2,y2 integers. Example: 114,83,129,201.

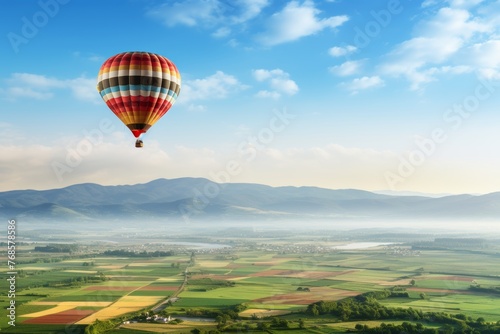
96,51,181,138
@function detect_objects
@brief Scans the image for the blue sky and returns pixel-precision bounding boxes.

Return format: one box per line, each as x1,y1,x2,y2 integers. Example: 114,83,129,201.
1,0,500,194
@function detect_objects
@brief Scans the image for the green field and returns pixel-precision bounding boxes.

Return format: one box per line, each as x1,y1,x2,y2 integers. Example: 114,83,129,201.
2,235,500,333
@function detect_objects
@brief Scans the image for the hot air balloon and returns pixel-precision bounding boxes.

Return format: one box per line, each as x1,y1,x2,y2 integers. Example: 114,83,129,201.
96,51,181,147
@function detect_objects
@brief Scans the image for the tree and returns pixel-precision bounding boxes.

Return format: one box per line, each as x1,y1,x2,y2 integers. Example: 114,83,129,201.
257,322,269,330
410,279,416,286
298,318,305,329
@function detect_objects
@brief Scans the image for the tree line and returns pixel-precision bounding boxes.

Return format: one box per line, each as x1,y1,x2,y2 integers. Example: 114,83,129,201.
305,290,500,333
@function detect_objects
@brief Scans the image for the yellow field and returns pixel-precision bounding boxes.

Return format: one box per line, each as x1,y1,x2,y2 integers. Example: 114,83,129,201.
239,308,290,318
95,265,125,269
23,301,112,318
156,277,183,282
194,260,231,268
17,266,51,271
121,320,216,333
75,296,164,324
379,278,412,286
127,262,160,267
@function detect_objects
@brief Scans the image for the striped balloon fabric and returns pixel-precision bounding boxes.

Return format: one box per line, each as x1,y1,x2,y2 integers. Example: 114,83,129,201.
97,51,181,139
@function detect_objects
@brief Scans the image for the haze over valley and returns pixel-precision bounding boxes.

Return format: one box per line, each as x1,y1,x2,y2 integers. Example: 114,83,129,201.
2,178,499,233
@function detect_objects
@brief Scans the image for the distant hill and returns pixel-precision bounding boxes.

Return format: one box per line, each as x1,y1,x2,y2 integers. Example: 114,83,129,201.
1,178,499,223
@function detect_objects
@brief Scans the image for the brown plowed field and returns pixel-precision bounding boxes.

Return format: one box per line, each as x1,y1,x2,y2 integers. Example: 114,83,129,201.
253,287,360,305
24,309,94,324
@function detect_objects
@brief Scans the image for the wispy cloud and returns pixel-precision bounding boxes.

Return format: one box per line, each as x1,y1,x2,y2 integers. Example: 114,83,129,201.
0,123,26,144
0,138,220,191
0,138,404,193
380,6,490,90
468,39,500,79
148,1,347,46
232,0,271,24
147,0,223,27
2,73,99,103
72,51,104,62
253,69,299,98
230,143,398,190
329,60,364,76
342,76,384,94
257,0,348,45
328,45,357,57
177,71,248,109
147,0,269,31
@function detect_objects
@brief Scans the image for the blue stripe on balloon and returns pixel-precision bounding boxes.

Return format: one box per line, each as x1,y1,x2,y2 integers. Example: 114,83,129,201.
100,85,172,97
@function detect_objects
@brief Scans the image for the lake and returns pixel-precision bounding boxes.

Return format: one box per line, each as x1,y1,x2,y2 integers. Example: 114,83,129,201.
334,242,395,250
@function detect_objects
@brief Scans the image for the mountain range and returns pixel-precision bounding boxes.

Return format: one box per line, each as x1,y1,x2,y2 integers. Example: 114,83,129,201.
1,178,499,224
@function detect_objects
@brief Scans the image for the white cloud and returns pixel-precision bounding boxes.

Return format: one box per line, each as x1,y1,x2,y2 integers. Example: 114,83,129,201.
2,73,99,103
252,69,299,98
177,71,247,105
448,0,484,8
68,77,100,102
329,60,364,76
0,132,232,191
147,0,269,34
148,1,347,46
231,143,397,190
73,51,104,62
380,6,490,90
422,0,439,7
8,73,65,88
2,138,500,194
343,76,384,94
7,87,53,100
212,27,231,38
0,123,26,144
147,0,223,27
423,0,484,8
467,39,500,80
187,104,207,112
257,0,348,45
328,45,357,57
255,90,281,99
231,0,270,24
0,139,396,193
